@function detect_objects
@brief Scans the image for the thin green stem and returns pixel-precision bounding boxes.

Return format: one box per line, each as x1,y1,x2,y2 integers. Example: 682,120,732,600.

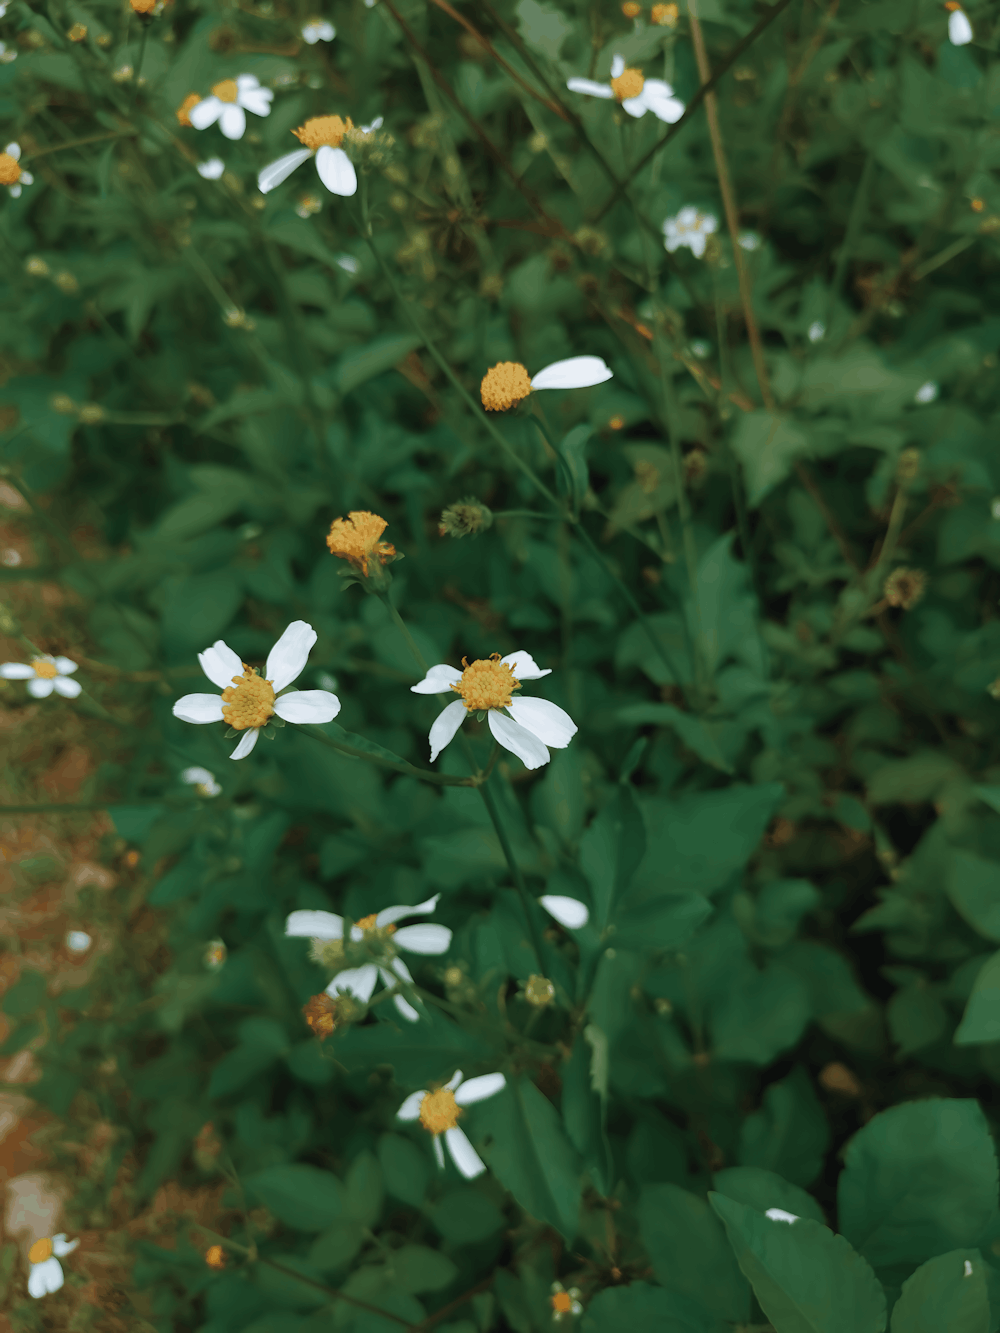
378,592,428,674
303,725,477,787
478,778,546,968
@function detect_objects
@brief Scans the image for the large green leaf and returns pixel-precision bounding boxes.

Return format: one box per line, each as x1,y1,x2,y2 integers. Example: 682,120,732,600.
638,1184,750,1324
244,1164,347,1232
955,950,1000,1045
888,1251,989,1333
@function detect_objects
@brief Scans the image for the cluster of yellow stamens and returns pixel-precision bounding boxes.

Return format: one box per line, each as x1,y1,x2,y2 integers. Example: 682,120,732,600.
221,666,275,730
28,1239,53,1265
294,115,353,150
0,152,21,187
451,654,520,713
480,361,532,412
32,659,58,679
326,510,396,575
551,1291,573,1316
177,93,200,125
212,78,239,103
610,67,645,101
419,1087,461,1135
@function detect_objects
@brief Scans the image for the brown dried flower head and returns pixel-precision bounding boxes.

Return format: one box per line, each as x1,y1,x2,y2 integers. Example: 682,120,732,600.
883,567,927,610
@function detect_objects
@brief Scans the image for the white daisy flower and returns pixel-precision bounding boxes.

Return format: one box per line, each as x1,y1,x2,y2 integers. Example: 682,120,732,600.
765,1208,799,1223
540,895,589,929
567,53,684,123
550,1282,585,1322
189,75,273,141
181,765,222,797
257,115,382,198
0,655,81,699
301,18,335,43
0,143,33,198
397,1069,506,1177
411,651,577,771
479,357,612,412
915,380,939,404
65,931,92,953
27,1235,78,1299
663,206,718,258
171,620,340,760
285,895,452,1023
807,320,826,342
197,157,225,180
948,6,973,44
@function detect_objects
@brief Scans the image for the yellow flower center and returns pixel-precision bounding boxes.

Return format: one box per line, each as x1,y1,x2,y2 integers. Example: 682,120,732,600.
68,23,87,40
480,361,532,412
326,510,395,575
293,115,353,150
205,1245,225,1269
32,659,58,680
220,667,275,730
28,1238,53,1265
610,68,645,101
652,3,679,25
212,79,239,103
451,654,520,713
419,1087,461,1135
177,93,200,125
552,1292,573,1314
0,154,20,186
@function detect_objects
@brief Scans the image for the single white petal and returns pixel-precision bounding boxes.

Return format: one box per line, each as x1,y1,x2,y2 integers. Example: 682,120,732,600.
302,24,321,42
230,728,260,760
52,1236,79,1258
66,930,90,952
53,677,82,698
540,894,589,929
445,1126,485,1178
530,356,613,391
8,184,20,198
376,895,441,928
621,95,648,118
236,73,261,92
5,142,19,160
949,8,973,43
285,910,344,940
17,172,31,186
429,699,467,762
273,690,341,725
390,956,414,984
328,963,379,1002
500,650,551,681
765,1208,799,1224
240,87,273,117
446,1070,464,1090
188,97,223,130
258,149,312,194
393,993,421,1022
566,78,615,99
642,80,685,123
0,663,33,678
433,1135,446,1169
488,710,550,769
454,1072,506,1105
315,145,357,196
27,677,55,698
172,693,225,724
397,1089,427,1120
197,158,225,179
507,697,577,749
360,116,383,132
610,54,626,78
181,766,215,786
411,663,462,695
689,232,707,258
198,640,244,689
393,923,453,955
219,104,247,140
52,657,78,674
28,1257,64,1298
266,620,317,690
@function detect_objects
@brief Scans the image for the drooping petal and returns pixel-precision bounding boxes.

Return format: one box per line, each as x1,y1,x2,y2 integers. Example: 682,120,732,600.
258,149,312,194
53,677,82,698
429,698,467,762
218,103,247,140
454,1072,506,1105
240,87,274,117
188,97,223,130
949,8,973,44
28,1257,64,1298
172,693,225,724
230,728,260,760
642,80,685,123
52,1236,79,1258
315,145,357,196
445,1126,485,1178
566,77,615,99
433,1135,446,1169
376,894,441,928
52,657,78,674
488,710,550,769
198,640,244,689
0,663,33,678
394,923,453,955
273,689,341,725
181,766,215,786
507,697,577,749
499,650,551,680
530,356,613,391
285,909,344,940
620,95,648,118
410,663,462,695
540,895,589,929
610,53,626,77
446,1070,464,1090
360,116,383,132
393,993,421,1022
397,1089,426,1120
328,963,379,1002
27,677,55,698
266,620,317,690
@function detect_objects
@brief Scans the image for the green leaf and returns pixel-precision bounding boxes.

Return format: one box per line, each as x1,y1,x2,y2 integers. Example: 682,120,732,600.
730,412,812,507
948,851,1000,943
334,334,423,394
886,983,947,1055
554,423,590,517
610,893,713,952
244,1164,347,1232
390,1245,458,1294
712,1167,826,1226
709,1193,887,1333
617,702,735,773
1,971,46,1018
582,1282,730,1333
955,950,1000,1044
738,1067,830,1188
710,961,811,1065
378,1133,429,1208
306,1223,365,1274
579,784,646,928
838,1099,998,1268
889,1250,989,1333
425,1187,505,1243
344,1150,383,1228
107,805,165,844
638,1184,750,1324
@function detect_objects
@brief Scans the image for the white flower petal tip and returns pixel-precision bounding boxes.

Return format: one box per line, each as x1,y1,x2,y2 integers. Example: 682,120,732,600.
540,895,590,930
428,698,467,762
445,1126,486,1178
197,158,226,179
914,381,939,404
392,923,453,955
230,728,259,760
948,8,973,44
273,690,341,725
27,1256,64,1298
610,54,626,78
266,620,317,690
488,711,551,770
327,963,379,1003
285,909,344,940
65,931,91,953
501,650,551,680
411,663,463,694
965,1260,974,1277
454,1072,506,1105
302,19,336,41
507,698,577,748
529,356,613,391
765,1208,800,1224
566,77,615,99
258,148,313,194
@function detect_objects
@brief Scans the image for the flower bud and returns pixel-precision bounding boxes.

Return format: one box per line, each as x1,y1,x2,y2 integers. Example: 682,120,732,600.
438,498,493,538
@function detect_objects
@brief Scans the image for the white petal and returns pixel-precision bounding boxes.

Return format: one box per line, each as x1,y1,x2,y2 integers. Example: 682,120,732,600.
28,1258,63,1298
188,97,223,130
454,1072,505,1105
53,677,82,698
0,663,33,678
566,78,615,99
315,145,357,196
540,895,589,929
5,141,18,160
530,356,613,391
411,663,462,695
765,1208,799,1224
172,693,225,724
433,1135,446,1169
52,657,77,674
328,963,379,1002
198,640,244,689
8,184,20,198
621,95,647,118
182,766,215,786
642,81,685,123
230,728,259,760
500,651,551,681
949,9,973,43
611,54,626,77
285,910,344,940
236,73,261,91
302,25,321,42
361,116,383,132
393,993,420,1022
197,158,225,179
445,1126,485,1178
429,699,467,762
266,621,317,690
258,149,312,194
52,1236,78,1257
397,1090,426,1120
488,710,550,769
219,104,247,140
17,172,31,186
273,690,341,725
240,88,273,117
390,956,414,984
27,677,54,698
689,233,707,258
376,895,441,928
507,697,577,748
446,1070,464,1090
393,923,453,955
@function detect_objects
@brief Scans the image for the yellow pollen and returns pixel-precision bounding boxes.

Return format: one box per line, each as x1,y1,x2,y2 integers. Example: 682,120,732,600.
205,1245,225,1269
220,666,275,730
28,1238,53,1265
177,93,200,126
0,154,20,186
326,510,395,575
212,79,239,103
652,2,679,24
293,115,353,150
32,659,58,679
419,1087,461,1135
480,361,532,412
610,68,645,101
451,653,520,713
552,1292,573,1314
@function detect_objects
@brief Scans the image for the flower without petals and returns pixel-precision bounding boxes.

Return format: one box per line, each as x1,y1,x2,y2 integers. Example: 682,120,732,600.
397,1069,506,1177
27,1235,78,1299
479,357,612,412
189,75,273,141
567,53,684,123
0,655,81,699
172,620,340,760
326,510,396,574
181,766,222,797
257,115,382,198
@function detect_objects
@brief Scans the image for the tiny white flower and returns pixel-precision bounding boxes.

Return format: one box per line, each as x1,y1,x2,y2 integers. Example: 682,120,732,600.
301,17,335,43
540,895,589,929
663,206,718,258
567,53,684,124
550,1282,585,1322
689,339,711,359
0,142,32,198
27,1235,78,1299
948,7,973,44
0,654,81,699
197,157,225,180
738,231,761,251
189,75,273,141
181,765,222,797
991,497,1000,521
295,193,323,218
915,380,939,404
205,939,227,970
765,1207,799,1224
397,1069,506,1177
258,114,380,198
411,651,577,771
286,895,452,1022
65,931,92,953
807,320,826,342
172,620,340,760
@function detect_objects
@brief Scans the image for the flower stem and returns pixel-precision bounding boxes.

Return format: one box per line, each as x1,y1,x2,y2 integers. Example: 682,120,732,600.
303,725,477,787
377,591,429,674
478,777,545,968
